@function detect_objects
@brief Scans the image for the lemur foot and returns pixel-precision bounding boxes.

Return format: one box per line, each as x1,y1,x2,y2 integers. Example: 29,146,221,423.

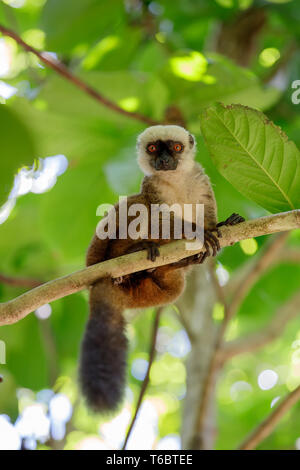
190,250,209,265
127,241,160,262
217,213,245,228
172,245,211,269
190,229,220,264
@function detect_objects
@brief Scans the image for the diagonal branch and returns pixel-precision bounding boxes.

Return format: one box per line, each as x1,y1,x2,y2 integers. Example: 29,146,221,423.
122,307,163,450
218,290,300,364
0,24,158,126
225,231,289,317
278,247,300,265
238,385,300,450
0,210,299,326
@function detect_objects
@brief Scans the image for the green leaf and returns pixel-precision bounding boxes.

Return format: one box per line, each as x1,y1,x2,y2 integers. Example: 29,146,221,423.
38,157,116,262
161,53,281,123
40,0,124,52
11,71,156,161
200,103,300,213
0,314,49,390
0,105,36,206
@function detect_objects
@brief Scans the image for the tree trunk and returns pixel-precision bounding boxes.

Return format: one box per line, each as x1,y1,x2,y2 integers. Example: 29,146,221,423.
177,266,218,450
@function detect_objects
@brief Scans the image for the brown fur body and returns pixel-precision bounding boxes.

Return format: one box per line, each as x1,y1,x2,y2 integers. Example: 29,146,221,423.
87,162,217,311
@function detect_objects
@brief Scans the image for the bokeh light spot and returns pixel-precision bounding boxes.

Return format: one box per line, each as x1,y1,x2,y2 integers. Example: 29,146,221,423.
131,358,149,381
240,238,258,255
259,48,280,68
230,381,253,401
118,96,140,112
35,304,52,320
213,302,225,322
258,369,278,390
214,0,234,7
0,415,21,450
271,396,281,408
170,52,208,82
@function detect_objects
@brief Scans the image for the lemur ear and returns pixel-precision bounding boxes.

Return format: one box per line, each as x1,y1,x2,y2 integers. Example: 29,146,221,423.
188,134,194,148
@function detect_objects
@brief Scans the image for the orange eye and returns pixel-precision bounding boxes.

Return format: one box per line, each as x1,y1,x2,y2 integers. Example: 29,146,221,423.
174,143,183,152
147,144,157,153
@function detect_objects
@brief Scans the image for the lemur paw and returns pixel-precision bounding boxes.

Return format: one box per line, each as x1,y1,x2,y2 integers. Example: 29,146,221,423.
217,213,245,228
144,241,160,262
203,228,221,257
127,241,160,262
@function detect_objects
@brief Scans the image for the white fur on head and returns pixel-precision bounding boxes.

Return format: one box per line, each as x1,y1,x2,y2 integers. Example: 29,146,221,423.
137,125,196,176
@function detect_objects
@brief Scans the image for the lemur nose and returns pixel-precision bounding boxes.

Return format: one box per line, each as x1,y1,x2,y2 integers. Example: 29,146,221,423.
161,152,170,162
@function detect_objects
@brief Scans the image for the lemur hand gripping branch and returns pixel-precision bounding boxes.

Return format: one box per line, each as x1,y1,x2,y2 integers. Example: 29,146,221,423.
79,125,244,412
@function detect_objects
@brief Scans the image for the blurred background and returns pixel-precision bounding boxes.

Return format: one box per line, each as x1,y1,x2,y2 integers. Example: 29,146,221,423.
0,0,299,450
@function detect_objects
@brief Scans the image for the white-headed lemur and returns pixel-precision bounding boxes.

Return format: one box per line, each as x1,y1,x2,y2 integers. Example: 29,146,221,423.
79,125,244,411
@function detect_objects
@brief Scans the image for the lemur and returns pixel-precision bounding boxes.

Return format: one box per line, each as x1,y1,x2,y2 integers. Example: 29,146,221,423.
79,125,244,412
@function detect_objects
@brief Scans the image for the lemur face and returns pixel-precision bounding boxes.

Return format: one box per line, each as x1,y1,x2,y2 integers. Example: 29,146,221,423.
137,125,196,176
146,139,182,171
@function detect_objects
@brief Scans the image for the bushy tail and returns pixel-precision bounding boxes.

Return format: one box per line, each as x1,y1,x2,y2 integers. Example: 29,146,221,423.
79,298,128,412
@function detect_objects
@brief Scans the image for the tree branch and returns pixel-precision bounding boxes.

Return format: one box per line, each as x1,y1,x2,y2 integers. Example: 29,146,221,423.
0,210,299,326
278,247,300,265
218,290,300,364
0,24,158,126
122,307,163,450
238,385,300,450
225,232,289,316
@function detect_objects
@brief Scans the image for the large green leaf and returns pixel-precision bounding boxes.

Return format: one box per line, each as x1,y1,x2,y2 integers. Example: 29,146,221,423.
200,103,300,213
0,105,36,206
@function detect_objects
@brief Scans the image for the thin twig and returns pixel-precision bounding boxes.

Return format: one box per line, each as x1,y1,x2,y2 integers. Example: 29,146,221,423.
173,304,195,342
0,24,158,126
38,318,59,386
122,307,163,450
0,273,42,288
238,385,300,450
208,259,228,310
218,290,300,364
0,210,298,326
